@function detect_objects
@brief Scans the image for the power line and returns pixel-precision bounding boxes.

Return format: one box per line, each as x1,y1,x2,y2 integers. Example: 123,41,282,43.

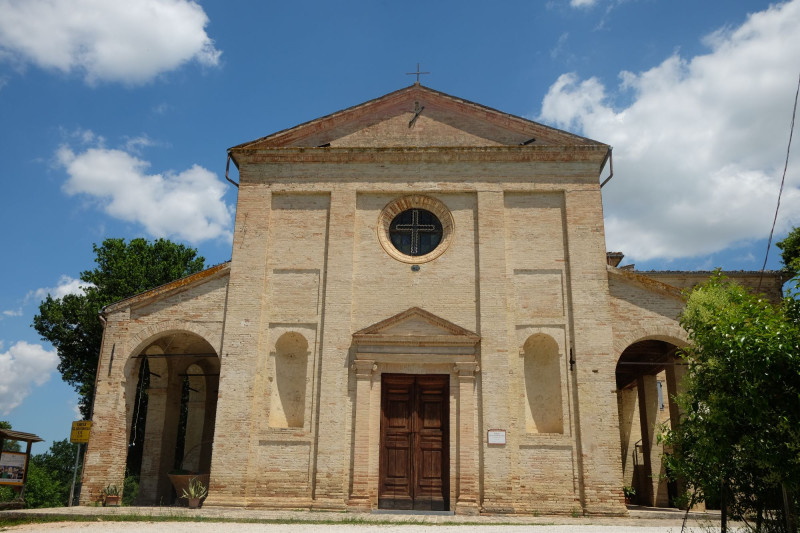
758,72,800,292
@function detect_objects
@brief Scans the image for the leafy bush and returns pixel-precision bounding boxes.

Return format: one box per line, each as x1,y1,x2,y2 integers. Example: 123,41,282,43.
122,474,138,506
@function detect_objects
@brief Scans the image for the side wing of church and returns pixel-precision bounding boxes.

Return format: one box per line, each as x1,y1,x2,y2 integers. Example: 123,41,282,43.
79,84,784,515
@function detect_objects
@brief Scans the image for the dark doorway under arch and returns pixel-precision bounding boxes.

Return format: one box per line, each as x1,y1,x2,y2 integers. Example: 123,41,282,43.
616,339,684,508
125,331,219,505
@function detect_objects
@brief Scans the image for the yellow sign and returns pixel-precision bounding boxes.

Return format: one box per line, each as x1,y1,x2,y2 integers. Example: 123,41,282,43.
70,421,92,444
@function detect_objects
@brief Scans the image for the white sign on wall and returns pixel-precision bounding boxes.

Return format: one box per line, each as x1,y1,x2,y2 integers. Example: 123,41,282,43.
487,429,506,445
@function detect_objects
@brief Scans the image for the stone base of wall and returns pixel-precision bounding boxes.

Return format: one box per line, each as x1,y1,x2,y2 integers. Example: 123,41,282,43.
204,494,622,516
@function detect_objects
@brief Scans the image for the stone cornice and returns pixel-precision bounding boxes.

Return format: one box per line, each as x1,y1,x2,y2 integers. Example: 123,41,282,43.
232,145,610,167
354,334,480,348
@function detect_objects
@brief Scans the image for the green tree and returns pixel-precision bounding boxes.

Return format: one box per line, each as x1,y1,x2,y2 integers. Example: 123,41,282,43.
0,421,21,452
22,462,66,509
32,238,205,418
29,439,80,506
777,226,800,277
663,272,800,530
0,421,21,502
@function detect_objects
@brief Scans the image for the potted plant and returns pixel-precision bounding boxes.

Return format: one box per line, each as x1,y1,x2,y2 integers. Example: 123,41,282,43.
623,485,636,505
102,484,121,507
168,442,210,501
181,477,208,509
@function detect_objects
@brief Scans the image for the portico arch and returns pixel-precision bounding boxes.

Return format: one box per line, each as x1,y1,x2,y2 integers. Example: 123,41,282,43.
615,334,686,508
124,329,220,505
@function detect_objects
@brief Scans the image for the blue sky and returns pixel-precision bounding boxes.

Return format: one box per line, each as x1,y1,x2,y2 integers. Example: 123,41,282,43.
1,0,798,451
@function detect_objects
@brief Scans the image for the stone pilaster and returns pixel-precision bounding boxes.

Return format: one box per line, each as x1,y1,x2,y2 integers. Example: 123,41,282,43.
455,361,480,515
313,190,357,507
475,190,514,513
204,182,271,507
349,360,376,508
564,188,626,516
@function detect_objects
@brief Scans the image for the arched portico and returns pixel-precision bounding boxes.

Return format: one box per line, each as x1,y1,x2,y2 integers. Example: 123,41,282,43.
125,330,220,505
615,335,687,508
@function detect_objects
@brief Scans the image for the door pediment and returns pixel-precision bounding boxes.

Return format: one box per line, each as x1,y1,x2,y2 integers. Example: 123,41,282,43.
353,307,480,348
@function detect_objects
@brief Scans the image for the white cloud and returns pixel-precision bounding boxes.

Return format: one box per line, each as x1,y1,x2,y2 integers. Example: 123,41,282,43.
123,135,158,154
57,139,233,244
74,128,104,147
570,0,598,7
2,309,22,317
29,275,92,302
550,32,570,60
539,0,800,262
0,0,220,85
0,341,58,414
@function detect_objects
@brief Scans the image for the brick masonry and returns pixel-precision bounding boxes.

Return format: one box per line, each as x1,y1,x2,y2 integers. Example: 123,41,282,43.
81,84,783,515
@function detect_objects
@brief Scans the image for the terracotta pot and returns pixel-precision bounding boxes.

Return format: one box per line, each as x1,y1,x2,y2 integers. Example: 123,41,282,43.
167,473,209,503
187,497,201,509
104,495,121,507
168,473,209,496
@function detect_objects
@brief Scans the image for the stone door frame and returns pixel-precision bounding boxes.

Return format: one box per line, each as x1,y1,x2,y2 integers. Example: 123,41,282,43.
348,307,481,515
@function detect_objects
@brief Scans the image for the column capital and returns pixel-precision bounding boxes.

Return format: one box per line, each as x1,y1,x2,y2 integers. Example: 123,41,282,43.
454,361,480,378
351,360,377,378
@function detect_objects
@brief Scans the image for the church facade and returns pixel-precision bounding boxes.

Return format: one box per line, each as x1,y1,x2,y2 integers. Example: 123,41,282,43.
79,84,783,515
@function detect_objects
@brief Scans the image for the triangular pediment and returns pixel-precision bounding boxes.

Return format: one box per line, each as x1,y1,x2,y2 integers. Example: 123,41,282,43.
230,84,605,150
103,262,231,313
353,307,480,347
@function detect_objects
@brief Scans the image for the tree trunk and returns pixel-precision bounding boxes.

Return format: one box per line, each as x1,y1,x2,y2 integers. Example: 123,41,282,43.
720,479,727,533
782,484,797,533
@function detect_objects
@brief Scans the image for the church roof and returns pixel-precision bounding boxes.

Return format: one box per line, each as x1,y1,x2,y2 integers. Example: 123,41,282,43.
607,265,685,300
101,261,231,315
229,83,607,156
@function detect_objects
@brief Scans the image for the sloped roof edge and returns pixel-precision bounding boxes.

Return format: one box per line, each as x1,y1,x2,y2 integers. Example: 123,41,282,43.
101,261,231,315
228,83,607,155
607,265,685,300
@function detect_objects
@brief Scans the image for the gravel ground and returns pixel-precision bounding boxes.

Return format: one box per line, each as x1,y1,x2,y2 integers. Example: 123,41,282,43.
5,522,741,533
1,506,741,533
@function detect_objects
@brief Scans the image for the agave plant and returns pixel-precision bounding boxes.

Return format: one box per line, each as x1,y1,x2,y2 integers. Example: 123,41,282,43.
181,477,208,499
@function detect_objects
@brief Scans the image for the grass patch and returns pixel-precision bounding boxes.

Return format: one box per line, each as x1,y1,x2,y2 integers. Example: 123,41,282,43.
0,512,552,528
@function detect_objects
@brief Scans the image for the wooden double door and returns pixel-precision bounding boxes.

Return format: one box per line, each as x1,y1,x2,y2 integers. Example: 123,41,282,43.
378,374,449,510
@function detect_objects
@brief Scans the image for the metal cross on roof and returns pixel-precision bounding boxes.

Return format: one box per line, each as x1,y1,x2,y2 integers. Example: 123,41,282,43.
406,63,430,84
